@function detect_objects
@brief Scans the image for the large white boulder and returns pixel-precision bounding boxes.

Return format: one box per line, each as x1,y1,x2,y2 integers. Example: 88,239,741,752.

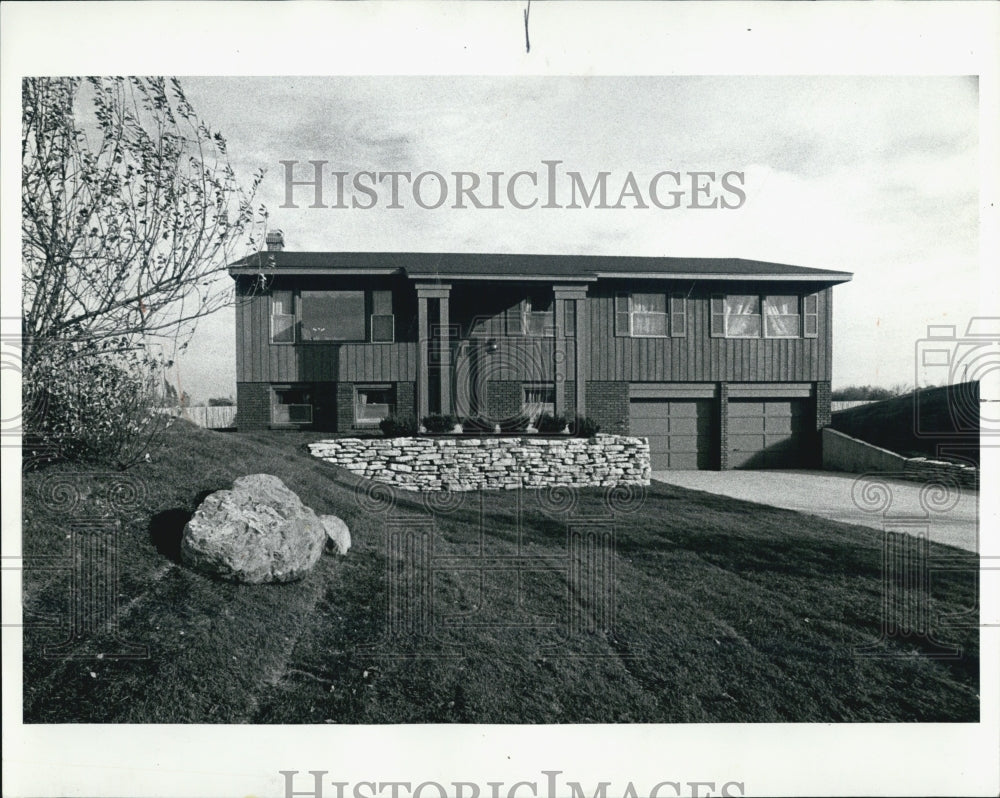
180,474,325,584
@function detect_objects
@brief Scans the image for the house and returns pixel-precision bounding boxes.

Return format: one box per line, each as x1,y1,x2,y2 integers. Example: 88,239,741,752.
228,231,852,469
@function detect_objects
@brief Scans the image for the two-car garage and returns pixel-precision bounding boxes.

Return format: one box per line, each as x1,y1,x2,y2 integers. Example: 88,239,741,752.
629,384,814,470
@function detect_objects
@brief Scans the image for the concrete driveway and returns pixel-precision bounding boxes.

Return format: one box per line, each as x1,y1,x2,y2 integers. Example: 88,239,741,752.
651,469,980,553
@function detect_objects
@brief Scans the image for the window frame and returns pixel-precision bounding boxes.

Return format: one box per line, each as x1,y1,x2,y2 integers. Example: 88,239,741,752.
710,293,819,339
270,385,313,426
615,292,686,338
269,288,396,344
762,294,801,340
522,382,556,424
269,290,296,345
522,290,556,337
354,383,396,427
370,289,395,344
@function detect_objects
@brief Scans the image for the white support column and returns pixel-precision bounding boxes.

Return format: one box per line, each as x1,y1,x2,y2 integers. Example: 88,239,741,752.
415,282,452,418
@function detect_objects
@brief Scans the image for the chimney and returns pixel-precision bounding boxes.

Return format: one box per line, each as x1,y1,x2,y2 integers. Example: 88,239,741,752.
265,230,285,251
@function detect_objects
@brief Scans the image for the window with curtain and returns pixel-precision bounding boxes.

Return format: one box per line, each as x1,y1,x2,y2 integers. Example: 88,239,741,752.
724,295,761,337
764,295,800,337
631,293,668,336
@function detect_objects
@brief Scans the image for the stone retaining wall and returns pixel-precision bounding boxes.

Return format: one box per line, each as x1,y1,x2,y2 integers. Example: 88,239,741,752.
822,428,978,490
902,457,979,490
309,435,651,491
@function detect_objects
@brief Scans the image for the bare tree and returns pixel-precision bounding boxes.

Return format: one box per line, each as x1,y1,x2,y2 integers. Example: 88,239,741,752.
22,76,263,365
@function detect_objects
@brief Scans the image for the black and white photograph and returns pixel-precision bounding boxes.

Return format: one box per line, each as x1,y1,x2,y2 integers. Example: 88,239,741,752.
3,3,998,797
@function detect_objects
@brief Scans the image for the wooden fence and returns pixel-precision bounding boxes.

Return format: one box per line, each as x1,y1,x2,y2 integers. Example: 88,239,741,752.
831,400,879,412
163,405,237,429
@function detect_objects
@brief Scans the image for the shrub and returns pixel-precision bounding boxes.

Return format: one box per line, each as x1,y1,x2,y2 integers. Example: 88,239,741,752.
535,412,568,434
379,413,418,437
498,415,531,433
459,416,495,433
569,414,601,437
421,414,457,433
24,342,172,469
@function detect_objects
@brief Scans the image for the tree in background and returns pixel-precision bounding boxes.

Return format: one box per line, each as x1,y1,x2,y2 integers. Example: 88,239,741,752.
22,77,263,467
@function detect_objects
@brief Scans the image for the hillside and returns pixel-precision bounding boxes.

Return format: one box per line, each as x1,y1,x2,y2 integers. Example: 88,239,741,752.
20,422,978,723
830,382,980,466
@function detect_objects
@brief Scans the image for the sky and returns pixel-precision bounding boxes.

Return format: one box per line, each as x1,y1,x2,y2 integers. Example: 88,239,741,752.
166,75,981,403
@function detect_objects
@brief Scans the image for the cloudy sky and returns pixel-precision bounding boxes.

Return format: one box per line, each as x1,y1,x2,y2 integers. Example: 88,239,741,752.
174,75,979,403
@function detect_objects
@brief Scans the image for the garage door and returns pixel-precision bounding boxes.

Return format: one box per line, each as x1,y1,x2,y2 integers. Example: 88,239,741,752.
630,399,714,470
728,399,810,469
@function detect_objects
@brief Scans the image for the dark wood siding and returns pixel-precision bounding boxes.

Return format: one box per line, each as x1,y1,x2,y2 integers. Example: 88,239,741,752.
234,278,418,383
587,282,833,382
449,284,576,382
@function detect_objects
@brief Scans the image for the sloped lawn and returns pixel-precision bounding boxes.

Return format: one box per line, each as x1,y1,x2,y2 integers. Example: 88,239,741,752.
21,423,979,723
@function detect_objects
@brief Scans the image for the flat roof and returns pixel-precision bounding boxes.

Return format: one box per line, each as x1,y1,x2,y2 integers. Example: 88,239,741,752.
228,251,853,283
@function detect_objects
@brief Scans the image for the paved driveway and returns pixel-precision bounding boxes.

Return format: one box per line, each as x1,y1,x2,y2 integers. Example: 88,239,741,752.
651,469,980,553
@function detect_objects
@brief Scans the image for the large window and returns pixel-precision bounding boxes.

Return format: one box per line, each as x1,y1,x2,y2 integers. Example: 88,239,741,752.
271,288,394,343
710,294,818,338
615,292,686,337
355,385,395,425
301,290,365,341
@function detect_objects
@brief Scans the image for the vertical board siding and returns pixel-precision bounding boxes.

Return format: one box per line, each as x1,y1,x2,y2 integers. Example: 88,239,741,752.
236,292,417,383
586,287,831,382
235,282,835,387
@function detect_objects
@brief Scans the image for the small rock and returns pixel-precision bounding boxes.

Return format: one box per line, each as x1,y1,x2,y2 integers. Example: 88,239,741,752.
320,514,351,556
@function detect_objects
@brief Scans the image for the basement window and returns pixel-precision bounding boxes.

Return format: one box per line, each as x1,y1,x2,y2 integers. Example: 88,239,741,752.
355,384,395,426
523,383,555,424
272,386,313,425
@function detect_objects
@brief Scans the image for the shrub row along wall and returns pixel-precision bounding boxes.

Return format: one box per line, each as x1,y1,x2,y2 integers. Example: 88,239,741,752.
309,435,651,492
822,428,979,490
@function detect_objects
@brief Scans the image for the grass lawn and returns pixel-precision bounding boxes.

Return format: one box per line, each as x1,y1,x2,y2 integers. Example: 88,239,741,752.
21,422,979,723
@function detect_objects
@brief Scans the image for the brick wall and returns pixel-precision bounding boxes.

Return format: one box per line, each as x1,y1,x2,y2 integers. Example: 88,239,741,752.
335,382,355,431
563,380,576,418
815,381,832,428
809,380,832,468
585,381,629,435
396,381,416,419
487,380,523,423
236,382,270,430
